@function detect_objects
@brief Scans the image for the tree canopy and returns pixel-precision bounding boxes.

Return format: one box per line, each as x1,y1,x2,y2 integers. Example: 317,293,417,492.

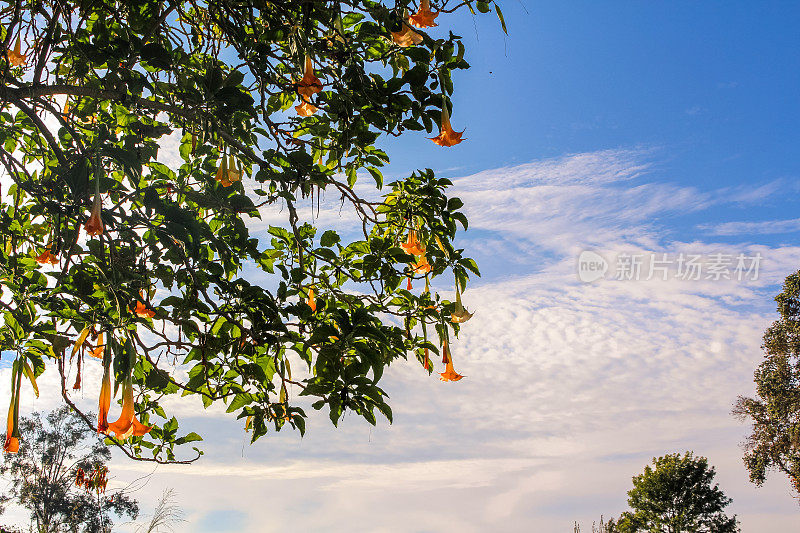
0,0,503,462
616,452,738,533
734,270,800,496
0,406,138,532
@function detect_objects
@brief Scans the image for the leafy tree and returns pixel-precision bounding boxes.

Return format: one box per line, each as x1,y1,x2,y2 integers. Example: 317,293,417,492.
733,270,800,495
616,452,738,533
0,0,503,462
0,406,138,533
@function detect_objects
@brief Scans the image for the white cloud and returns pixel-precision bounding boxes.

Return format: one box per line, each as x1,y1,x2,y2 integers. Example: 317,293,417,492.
4,148,800,532
702,217,800,236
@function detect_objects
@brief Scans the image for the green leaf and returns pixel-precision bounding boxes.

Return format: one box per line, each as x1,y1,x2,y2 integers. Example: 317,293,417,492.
495,4,508,34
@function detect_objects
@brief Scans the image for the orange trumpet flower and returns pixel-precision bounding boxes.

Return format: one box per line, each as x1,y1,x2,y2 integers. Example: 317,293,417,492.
439,340,464,382
3,365,21,454
307,287,317,312
413,255,432,275
36,247,59,265
401,229,426,256
7,36,26,67
3,400,19,454
297,55,324,100
450,285,473,323
97,358,111,433
295,100,318,117
391,15,423,47
430,105,465,147
105,378,151,440
84,192,104,236
90,332,105,359
134,300,155,319
215,154,242,187
409,0,439,28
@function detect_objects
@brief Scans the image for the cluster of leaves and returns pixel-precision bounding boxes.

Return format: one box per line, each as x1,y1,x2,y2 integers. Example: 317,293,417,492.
0,407,138,533
734,270,800,496
0,0,501,462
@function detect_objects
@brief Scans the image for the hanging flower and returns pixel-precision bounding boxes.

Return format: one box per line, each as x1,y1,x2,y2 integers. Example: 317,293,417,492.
90,332,105,359
215,153,242,187
409,0,439,28
84,191,104,236
97,358,111,434
227,154,242,183
7,36,26,67
3,399,19,454
413,255,432,276
133,294,155,319
295,100,318,117
307,287,317,313
105,378,151,440
3,365,21,454
391,16,423,47
430,104,465,147
297,55,324,100
75,468,86,487
401,229,426,256
215,156,231,186
35,246,59,265
73,351,83,390
439,340,464,382
450,284,473,323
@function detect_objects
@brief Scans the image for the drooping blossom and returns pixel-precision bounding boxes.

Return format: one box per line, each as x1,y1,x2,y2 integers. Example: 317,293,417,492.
391,15,423,47
401,229,426,256
409,0,439,28
73,350,83,390
3,364,21,454
105,377,151,440
439,340,464,382
97,357,111,434
295,100,318,117
413,255,432,276
7,36,25,67
215,153,242,187
4,398,19,454
36,247,59,265
134,300,155,319
450,283,473,323
84,189,104,236
296,55,324,100
307,287,317,312
430,104,465,147
90,332,104,359
227,154,242,183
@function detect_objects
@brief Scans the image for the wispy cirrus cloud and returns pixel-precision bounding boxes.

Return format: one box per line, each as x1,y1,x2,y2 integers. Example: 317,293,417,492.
701,217,800,236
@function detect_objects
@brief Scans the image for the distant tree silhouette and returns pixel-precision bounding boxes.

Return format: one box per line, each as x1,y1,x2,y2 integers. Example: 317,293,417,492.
0,407,138,532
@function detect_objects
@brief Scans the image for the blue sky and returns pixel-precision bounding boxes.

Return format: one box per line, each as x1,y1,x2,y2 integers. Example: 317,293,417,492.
3,2,800,531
